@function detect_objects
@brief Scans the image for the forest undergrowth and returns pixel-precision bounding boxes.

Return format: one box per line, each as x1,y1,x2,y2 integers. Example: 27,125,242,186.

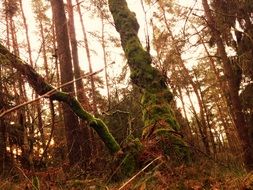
0,143,252,190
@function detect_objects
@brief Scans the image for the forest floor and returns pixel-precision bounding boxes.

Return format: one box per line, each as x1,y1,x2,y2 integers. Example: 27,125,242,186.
0,155,252,190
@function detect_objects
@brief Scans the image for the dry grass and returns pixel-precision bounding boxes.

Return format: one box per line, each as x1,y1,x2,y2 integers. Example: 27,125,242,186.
0,150,251,190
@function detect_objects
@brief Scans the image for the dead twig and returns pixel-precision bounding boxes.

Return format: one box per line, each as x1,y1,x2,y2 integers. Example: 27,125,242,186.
0,67,103,118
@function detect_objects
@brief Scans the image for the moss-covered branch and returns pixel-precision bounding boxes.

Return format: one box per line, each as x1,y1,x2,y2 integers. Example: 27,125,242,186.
0,43,121,154
108,0,189,159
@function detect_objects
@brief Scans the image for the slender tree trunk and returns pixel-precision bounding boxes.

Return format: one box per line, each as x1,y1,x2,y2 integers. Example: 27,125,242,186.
50,19,67,163
66,0,92,163
39,20,49,79
19,0,33,66
177,87,193,141
4,0,10,49
52,19,62,113
76,0,98,114
100,13,111,108
10,16,34,169
0,65,7,175
20,0,48,166
75,0,100,156
186,88,209,152
50,0,82,165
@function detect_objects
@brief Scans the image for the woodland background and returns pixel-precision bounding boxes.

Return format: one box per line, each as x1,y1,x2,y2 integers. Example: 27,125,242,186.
0,0,253,189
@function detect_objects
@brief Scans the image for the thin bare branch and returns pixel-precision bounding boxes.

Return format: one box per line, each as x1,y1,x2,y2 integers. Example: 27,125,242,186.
0,67,104,118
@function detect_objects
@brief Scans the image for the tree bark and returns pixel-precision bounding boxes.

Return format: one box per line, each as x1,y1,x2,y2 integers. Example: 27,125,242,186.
66,0,92,161
108,0,189,159
0,65,7,175
50,0,83,165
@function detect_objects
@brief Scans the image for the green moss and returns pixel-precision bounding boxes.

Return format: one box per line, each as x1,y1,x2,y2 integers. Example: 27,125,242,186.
32,176,40,190
141,91,179,131
108,0,190,162
47,85,121,155
141,89,188,161
141,91,158,105
123,139,142,173
90,119,121,154
121,153,136,177
112,138,142,180
52,91,121,154
165,116,180,131
125,37,151,65
1,43,121,158
155,129,190,161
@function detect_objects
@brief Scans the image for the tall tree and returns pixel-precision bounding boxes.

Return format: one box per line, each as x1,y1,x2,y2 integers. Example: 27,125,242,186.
50,0,82,165
108,0,189,159
76,0,98,115
202,0,253,170
0,65,7,174
66,0,92,161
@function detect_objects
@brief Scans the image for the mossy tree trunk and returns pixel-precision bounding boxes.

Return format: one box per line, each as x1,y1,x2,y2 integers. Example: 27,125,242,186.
108,0,189,160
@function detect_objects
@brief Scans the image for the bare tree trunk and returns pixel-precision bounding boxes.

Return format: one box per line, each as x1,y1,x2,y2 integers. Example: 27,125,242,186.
19,0,33,66
50,19,67,164
75,0,100,156
10,15,34,170
0,65,7,175
76,0,98,115
50,0,82,165
66,0,92,163
186,88,209,152
100,13,111,108
4,0,10,49
177,87,193,141
39,20,49,79
20,0,48,166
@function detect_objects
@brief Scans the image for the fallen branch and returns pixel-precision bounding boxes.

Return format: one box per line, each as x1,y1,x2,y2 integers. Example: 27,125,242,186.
0,43,121,154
